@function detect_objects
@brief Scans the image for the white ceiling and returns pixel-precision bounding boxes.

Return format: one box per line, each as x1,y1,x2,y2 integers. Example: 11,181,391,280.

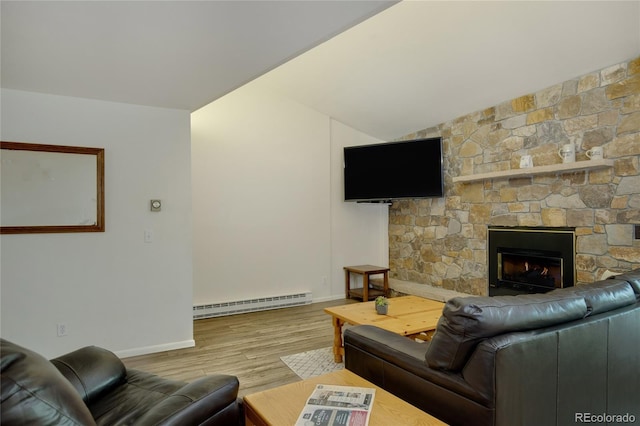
1,0,396,110
2,1,639,141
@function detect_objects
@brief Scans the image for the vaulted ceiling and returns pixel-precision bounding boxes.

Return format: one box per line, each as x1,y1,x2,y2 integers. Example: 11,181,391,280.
2,1,638,140
1,0,395,111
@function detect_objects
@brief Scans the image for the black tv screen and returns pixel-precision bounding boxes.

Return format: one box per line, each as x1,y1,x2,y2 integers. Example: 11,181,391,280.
343,137,444,202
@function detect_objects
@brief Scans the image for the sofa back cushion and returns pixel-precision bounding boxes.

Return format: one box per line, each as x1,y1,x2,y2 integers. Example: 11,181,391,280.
551,279,637,315
0,339,96,426
614,269,640,297
425,293,587,371
51,345,126,405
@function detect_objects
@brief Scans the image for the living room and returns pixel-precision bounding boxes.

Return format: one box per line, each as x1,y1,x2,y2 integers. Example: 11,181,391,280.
2,1,639,424
1,0,639,381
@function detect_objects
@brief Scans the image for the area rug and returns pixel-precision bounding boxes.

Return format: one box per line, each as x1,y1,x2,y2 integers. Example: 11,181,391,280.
280,347,344,379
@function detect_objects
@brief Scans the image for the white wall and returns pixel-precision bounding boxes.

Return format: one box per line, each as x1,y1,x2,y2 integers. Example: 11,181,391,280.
329,120,389,293
0,85,388,358
191,84,387,305
0,89,194,358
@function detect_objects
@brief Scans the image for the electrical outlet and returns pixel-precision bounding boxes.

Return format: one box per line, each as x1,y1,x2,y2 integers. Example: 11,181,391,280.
57,323,68,337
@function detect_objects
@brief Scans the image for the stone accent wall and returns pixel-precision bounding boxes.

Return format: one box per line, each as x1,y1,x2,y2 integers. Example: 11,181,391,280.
390,56,640,295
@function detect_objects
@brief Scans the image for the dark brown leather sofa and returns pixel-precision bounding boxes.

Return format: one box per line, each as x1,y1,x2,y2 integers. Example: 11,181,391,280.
344,269,640,426
0,339,243,425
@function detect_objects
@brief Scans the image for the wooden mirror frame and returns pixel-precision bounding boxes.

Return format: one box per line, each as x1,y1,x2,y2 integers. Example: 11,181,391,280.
0,141,105,234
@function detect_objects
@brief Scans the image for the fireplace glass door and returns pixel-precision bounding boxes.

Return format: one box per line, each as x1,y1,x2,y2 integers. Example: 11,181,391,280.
488,227,575,296
498,250,563,292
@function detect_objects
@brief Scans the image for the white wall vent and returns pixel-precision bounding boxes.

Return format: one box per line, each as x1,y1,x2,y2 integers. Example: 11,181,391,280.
193,292,312,319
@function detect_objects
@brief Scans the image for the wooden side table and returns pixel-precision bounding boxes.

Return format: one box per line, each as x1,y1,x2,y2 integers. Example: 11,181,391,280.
344,264,389,301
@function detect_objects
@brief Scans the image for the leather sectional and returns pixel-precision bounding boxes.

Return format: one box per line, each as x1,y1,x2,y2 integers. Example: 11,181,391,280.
0,339,243,425
344,269,640,426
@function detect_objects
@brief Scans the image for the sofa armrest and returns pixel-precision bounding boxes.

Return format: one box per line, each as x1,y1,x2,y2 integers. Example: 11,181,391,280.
1,339,97,426
51,345,126,404
132,374,240,426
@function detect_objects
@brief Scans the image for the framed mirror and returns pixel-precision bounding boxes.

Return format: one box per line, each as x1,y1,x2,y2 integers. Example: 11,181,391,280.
1,141,105,234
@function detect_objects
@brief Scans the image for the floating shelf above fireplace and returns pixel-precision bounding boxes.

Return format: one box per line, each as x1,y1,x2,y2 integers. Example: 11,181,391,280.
453,159,614,183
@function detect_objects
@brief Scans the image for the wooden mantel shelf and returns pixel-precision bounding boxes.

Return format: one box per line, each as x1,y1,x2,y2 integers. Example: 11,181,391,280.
452,159,614,183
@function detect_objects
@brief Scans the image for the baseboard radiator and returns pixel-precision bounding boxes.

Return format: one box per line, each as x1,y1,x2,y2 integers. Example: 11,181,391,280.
193,292,312,319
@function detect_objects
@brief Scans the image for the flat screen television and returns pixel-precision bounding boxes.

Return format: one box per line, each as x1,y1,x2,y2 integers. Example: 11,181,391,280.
343,137,444,202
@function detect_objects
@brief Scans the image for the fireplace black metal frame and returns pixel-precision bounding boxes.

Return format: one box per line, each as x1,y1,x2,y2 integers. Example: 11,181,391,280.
488,226,576,296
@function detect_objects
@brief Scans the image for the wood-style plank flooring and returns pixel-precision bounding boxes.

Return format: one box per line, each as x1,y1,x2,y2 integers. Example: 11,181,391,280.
122,298,356,397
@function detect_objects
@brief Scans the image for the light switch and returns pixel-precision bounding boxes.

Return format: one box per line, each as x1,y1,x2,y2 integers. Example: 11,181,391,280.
144,229,154,243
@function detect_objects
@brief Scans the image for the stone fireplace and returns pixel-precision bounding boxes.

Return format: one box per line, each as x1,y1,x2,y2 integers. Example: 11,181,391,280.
488,227,575,296
388,57,640,296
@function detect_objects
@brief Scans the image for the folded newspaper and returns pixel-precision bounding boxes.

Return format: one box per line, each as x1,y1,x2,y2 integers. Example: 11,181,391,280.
295,384,376,426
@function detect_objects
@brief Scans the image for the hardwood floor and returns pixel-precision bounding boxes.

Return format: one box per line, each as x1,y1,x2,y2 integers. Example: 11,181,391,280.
122,298,356,397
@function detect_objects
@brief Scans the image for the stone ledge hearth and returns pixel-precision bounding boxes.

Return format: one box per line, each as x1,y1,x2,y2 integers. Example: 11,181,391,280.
389,56,640,296
370,277,468,301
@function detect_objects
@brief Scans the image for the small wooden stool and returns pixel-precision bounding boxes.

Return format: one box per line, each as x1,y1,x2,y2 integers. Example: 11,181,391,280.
344,265,389,301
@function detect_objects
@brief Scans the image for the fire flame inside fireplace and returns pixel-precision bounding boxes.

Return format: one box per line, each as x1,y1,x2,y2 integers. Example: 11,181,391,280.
499,252,563,290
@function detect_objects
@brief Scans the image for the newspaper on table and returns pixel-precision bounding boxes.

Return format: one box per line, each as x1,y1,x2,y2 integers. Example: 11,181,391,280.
294,384,376,426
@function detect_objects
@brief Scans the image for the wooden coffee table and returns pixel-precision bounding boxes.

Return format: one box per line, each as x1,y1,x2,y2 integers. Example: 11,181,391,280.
324,295,445,362
243,369,446,425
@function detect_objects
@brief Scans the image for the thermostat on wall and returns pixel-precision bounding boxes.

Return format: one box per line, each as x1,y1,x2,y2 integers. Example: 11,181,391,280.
150,199,161,212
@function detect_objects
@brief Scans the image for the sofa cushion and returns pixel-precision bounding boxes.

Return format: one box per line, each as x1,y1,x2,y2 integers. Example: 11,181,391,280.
551,279,637,315
0,339,96,426
613,268,640,296
132,374,240,425
425,293,587,371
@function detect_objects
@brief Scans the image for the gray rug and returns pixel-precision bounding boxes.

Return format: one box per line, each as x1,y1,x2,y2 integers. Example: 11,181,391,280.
280,347,344,379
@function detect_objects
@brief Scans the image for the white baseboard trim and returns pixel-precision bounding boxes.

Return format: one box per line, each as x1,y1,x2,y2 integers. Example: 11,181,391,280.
115,339,195,359
312,294,347,303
